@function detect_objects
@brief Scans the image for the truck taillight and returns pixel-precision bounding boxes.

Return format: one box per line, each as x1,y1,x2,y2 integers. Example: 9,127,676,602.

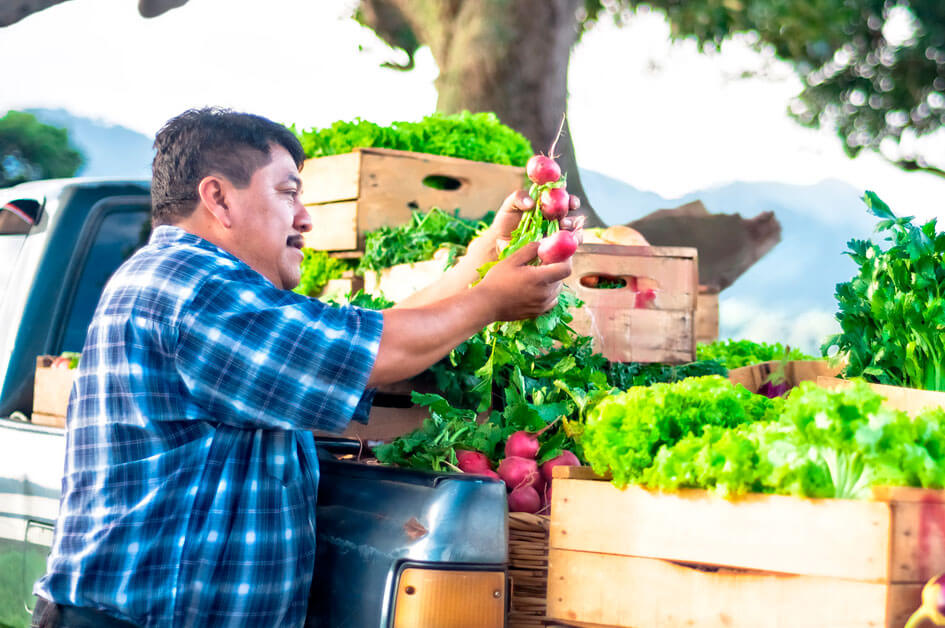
392,568,506,628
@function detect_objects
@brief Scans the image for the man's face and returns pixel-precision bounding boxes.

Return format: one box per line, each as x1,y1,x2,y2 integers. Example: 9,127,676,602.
226,144,311,290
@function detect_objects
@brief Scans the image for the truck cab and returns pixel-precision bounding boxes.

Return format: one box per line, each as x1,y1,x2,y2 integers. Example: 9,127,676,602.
0,178,508,628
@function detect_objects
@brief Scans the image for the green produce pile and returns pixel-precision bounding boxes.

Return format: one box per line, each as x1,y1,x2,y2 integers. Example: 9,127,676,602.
824,192,945,391
357,208,494,273
293,111,532,167
584,377,945,500
696,338,819,369
293,249,354,298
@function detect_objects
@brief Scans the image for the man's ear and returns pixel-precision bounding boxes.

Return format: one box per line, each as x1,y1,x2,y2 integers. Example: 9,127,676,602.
197,175,232,228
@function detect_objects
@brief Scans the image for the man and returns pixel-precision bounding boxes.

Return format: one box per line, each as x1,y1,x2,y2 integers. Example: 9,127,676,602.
32,107,579,627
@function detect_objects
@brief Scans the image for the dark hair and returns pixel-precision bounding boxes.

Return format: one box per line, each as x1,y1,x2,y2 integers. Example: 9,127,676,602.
150,107,305,225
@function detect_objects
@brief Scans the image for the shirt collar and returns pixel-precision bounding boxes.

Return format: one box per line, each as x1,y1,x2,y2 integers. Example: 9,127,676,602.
150,225,242,264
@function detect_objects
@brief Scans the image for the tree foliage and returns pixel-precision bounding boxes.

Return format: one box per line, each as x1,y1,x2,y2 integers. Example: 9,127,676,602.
356,0,945,179
0,110,84,188
585,0,945,177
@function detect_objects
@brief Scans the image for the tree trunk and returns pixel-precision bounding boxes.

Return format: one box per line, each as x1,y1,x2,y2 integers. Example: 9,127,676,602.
357,0,607,227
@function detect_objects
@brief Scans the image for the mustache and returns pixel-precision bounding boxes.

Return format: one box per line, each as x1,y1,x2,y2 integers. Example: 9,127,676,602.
287,234,305,249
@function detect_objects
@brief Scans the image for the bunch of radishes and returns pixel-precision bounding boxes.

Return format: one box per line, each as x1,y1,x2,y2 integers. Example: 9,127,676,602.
522,153,579,266
455,431,581,513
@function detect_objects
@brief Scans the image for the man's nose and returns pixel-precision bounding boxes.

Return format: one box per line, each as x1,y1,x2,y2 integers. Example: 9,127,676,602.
296,204,313,233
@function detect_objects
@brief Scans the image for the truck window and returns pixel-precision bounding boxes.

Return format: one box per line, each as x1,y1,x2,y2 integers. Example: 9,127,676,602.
60,207,151,351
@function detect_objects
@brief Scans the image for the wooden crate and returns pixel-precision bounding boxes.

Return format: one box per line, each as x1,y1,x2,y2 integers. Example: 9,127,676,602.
315,273,364,302
562,244,699,363
32,356,75,428
728,359,842,394
547,467,938,628
300,147,525,251
695,286,719,344
363,253,450,304
817,377,945,414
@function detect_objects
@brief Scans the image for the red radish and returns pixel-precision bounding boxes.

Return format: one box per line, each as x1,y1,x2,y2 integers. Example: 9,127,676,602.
497,456,540,490
504,431,539,459
634,289,656,309
508,485,542,513
543,482,553,509
479,470,502,480
456,450,492,473
526,155,561,185
537,230,578,265
539,450,581,483
539,187,569,221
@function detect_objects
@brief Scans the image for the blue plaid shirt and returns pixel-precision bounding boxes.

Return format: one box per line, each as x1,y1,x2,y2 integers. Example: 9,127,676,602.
34,225,383,627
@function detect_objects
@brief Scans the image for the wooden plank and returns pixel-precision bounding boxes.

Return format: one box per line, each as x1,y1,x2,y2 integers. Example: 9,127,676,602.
362,255,449,303
357,149,525,237
546,549,921,628
30,412,65,429
302,201,358,251
315,276,363,302
32,356,75,417
816,377,945,414
727,360,842,394
888,498,945,583
695,288,719,344
300,151,361,205
312,404,428,443
552,466,607,481
568,307,694,364
550,480,895,582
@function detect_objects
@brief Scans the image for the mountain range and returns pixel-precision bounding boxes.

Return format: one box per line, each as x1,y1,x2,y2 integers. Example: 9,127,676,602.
28,108,881,354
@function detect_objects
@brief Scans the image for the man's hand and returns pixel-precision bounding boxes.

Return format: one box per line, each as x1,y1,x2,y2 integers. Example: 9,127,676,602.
475,241,573,321
371,242,573,386
464,190,584,268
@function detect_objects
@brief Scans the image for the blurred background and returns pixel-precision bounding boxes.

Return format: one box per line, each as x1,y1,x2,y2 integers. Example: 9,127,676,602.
2,0,943,353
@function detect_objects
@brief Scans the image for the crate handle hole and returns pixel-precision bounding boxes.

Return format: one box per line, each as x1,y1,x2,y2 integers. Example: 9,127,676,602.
422,175,463,191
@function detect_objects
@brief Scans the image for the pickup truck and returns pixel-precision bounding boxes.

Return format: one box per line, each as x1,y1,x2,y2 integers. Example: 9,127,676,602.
0,178,509,628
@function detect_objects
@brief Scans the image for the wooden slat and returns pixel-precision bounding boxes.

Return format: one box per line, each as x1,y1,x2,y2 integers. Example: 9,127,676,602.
546,549,921,628
312,404,428,443
362,256,449,303
30,412,65,429
357,149,525,236
552,466,606,481
567,247,698,310
695,289,719,344
816,377,945,414
550,480,895,582
32,356,75,417
302,201,358,251
300,151,361,205
567,307,695,364
889,499,945,583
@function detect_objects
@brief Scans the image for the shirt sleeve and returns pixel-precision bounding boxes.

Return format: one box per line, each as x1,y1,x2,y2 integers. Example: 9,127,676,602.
175,276,384,432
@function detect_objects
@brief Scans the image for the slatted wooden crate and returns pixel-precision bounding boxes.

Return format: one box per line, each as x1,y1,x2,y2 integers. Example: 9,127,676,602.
362,250,451,304
547,466,938,628
300,147,525,251
816,377,945,414
32,356,75,428
562,244,699,364
727,359,842,394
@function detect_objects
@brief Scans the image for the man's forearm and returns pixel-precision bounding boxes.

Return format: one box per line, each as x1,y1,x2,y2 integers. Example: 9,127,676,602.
369,285,496,387
394,235,496,309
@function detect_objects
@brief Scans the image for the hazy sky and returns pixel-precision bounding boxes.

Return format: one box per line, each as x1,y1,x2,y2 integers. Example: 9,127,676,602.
3,0,943,222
